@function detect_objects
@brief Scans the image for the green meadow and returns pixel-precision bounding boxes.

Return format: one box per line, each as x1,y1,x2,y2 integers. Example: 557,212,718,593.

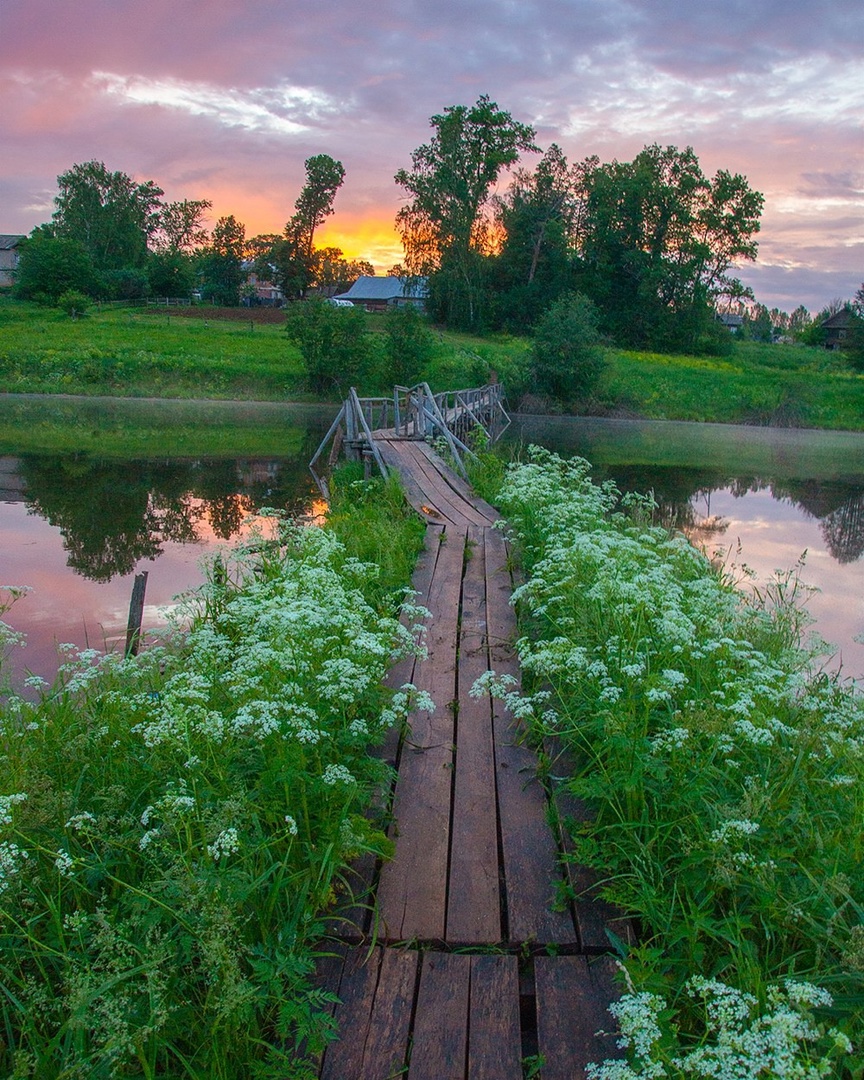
1,299,863,431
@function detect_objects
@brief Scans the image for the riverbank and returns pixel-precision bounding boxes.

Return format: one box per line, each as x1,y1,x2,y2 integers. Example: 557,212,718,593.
480,449,863,1076
0,468,425,1077
3,299,864,430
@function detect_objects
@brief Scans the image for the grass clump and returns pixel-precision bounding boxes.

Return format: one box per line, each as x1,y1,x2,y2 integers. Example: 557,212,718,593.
0,497,428,1077
486,447,864,1077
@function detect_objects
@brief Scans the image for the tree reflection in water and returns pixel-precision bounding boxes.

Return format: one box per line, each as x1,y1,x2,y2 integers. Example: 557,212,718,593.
18,452,318,582
587,463,864,568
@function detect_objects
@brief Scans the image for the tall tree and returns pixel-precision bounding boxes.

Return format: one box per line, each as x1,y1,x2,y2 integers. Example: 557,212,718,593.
575,144,763,350
155,199,211,253
52,160,163,271
198,215,246,306
491,145,592,329
395,95,537,327
289,155,346,263
274,155,346,298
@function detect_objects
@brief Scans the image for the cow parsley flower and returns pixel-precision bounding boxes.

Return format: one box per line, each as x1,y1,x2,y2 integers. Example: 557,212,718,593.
322,763,355,786
0,793,27,827
207,828,240,861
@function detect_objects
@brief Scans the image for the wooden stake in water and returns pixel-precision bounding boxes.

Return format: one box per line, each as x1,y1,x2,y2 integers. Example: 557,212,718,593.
125,571,149,657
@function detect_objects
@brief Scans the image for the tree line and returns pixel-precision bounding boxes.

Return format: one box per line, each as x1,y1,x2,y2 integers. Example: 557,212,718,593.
12,155,371,309
13,95,863,380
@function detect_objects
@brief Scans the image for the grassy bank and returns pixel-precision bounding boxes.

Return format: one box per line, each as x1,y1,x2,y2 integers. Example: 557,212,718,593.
483,449,863,1077
0,472,425,1078
2,298,863,430
602,342,864,430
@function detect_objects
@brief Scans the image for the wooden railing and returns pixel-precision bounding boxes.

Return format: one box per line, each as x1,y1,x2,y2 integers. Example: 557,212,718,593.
309,382,508,499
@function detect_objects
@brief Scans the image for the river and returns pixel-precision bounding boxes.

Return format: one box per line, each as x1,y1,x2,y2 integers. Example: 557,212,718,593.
1,398,863,687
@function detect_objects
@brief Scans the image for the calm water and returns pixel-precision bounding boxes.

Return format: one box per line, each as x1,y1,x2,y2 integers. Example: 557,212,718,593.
2,399,864,687
0,398,335,689
506,417,864,681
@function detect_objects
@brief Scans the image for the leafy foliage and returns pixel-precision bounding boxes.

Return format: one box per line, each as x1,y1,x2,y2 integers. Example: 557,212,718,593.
488,448,864,1073
576,144,763,351
52,160,164,271
395,95,537,328
0,510,428,1077
382,303,436,386
13,229,102,303
198,215,246,306
285,299,373,393
529,291,605,401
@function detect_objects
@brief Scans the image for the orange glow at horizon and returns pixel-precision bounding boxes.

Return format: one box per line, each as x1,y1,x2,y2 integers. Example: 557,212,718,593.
199,184,404,274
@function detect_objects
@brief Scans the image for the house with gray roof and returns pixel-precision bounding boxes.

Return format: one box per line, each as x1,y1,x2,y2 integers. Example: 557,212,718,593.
332,275,428,312
0,235,25,288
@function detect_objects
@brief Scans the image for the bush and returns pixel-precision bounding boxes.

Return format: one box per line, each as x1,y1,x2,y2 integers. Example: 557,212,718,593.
489,448,864,1073
285,299,374,394
55,289,92,317
13,230,101,303
0,521,427,1076
530,292,605,402
382,304,435,386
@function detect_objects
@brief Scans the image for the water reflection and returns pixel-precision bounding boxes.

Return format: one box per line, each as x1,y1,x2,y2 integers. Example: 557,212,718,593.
0,397,338,689
603,465,864,568
17,454,320,582
506,417,864,679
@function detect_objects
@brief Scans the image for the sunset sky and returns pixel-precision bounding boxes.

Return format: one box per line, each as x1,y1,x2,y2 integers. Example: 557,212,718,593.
2,0,861,312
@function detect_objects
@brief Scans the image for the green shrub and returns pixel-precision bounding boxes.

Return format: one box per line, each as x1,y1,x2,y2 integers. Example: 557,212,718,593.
0,515,427,1076
382,304,435,386
530,292,605,402
285,299,374,394
55,289,92,317
489,448,864,1074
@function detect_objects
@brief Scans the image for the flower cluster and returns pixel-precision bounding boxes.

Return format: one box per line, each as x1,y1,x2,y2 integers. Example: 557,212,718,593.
489,447,863,1057
588,978,853,1079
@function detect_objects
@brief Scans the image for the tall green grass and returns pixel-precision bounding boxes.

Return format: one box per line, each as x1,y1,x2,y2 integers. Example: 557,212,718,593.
0,483,427,1077
487,448,863,1077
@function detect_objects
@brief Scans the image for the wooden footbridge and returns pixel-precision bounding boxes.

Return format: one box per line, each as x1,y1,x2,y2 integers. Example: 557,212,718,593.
311,386,629,1078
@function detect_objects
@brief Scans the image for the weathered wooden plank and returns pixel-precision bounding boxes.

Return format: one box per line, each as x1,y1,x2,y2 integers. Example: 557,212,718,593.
408,952,470,1080
468,954,523,1079
375,439,450,524
320,946,418,1080
412,438,500,524
376,527,467,941
484,527,575,945
541,733,635,952
378,438,471,527
355,947,418,1080
401,442,490,528
325,855,377,940
406,442,492,531
535,955,621,1080
555,786,637,954
319,947,380,1080
380,523,444,768
446,526,502,944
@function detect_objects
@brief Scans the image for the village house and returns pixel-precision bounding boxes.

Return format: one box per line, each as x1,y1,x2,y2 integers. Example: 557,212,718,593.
0,235,25,288
331,275,428,313
820,308,855,349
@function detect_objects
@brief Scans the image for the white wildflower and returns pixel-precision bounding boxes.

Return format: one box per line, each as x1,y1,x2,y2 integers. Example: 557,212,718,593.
0,793,27,827
54,850,75,877
207,828,240,861
322,763,355,786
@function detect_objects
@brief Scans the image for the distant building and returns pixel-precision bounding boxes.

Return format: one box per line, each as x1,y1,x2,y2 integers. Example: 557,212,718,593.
821,308,854,350
0,235,25,288
332,275,428,312
716,312,744,333
240,271,283,306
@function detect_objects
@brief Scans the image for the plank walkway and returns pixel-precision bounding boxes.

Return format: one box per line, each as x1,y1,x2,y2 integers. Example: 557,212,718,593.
316,441,631,1079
